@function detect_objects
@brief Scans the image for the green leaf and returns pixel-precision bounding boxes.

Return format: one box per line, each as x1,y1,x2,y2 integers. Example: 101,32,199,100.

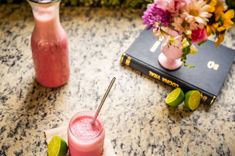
198,40,207,46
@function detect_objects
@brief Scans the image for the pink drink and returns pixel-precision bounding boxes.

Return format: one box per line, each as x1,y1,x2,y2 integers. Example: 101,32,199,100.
30,1,70,88
68,113,105,156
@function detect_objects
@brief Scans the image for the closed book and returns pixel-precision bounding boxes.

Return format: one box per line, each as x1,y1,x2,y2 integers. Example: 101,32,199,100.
120,29,235,105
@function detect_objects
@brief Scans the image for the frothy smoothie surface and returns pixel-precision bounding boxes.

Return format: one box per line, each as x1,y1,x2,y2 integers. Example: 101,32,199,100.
71,115,102,140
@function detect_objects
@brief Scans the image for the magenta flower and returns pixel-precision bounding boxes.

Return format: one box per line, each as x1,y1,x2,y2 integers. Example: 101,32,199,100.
191,28,208,44
142,3,171,28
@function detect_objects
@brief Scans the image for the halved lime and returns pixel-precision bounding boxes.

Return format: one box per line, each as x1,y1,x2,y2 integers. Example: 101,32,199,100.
48,136,68,156
184,90,201,111
165,88,184,107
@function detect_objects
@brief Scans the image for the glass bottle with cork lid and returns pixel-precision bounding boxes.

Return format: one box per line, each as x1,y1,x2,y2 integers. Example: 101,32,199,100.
28,0,70,88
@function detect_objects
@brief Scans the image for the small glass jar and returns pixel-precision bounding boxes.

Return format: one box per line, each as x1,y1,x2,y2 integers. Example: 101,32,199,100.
68,112,105,156
28,0,70,88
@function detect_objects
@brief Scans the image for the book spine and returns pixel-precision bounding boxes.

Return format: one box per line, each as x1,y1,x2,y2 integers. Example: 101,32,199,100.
120,53,217,105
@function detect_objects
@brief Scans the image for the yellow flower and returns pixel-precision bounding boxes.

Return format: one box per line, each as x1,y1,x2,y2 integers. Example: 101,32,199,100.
206,23,219,35
215,33,225,46
206,1,234,45
214,9,234,45
182,38,190,49
208,0,217,13
214,1,225,21
217,9,235,32
190,44,198,55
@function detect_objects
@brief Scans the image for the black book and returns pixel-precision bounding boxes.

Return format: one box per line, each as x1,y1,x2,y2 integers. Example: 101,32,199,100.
120,29,235,105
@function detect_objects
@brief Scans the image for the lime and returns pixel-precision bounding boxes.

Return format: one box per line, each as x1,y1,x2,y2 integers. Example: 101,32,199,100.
184,90,201,111
165,88,184,107
48,136,68,156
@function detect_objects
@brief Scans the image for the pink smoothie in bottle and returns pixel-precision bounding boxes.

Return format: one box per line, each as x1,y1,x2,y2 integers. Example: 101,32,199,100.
68,113,105,156
30,1,70,88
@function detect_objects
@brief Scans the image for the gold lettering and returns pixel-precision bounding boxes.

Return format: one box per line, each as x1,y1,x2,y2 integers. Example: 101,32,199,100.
201,94,208,102
161,77,179,88
149,72,179,88
210,96,216,105
120,53,125,64
149,71,161,80
125,56,131,66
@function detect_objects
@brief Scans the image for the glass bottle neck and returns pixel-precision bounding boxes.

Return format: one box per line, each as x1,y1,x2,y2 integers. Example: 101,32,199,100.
30,2,61,33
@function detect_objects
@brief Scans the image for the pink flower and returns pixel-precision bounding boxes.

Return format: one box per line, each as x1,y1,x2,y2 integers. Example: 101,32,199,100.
142,3,171,28
154,0,186,14
191,28,208,44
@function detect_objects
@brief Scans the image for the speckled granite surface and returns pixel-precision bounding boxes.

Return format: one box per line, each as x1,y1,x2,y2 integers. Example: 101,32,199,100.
0,4,235,156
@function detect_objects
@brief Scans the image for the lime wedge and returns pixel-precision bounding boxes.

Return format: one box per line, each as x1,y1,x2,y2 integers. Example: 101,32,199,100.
184,90,201,111
48,136,68,156
165,88,184,107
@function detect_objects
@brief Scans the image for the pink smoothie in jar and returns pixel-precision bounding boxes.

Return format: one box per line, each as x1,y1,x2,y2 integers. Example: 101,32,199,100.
68,113,105,156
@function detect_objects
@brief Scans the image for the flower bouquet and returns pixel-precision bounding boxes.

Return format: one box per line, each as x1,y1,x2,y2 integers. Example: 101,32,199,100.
142,0,235,70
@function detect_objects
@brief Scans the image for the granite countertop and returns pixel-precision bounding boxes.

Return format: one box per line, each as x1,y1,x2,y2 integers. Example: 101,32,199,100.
0,4,235,156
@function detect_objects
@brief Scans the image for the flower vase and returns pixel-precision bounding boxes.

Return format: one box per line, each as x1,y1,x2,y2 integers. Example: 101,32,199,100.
158,36,183,70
